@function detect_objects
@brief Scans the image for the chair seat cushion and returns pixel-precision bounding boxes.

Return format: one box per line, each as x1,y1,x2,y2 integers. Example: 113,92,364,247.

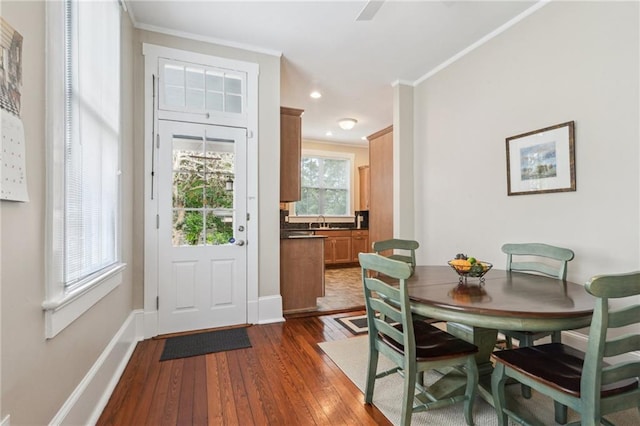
381,321,478,361
492,343,639,397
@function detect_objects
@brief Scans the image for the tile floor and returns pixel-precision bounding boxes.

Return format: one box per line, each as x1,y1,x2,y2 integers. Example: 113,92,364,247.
316,266,365,312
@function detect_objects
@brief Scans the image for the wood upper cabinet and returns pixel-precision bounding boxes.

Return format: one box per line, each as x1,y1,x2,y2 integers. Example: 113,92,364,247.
358,165,370,210
280,107,304,202
351,230,369,262
368,126,393,249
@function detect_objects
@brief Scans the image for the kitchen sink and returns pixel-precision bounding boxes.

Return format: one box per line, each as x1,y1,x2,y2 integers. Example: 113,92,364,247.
310,226,352,230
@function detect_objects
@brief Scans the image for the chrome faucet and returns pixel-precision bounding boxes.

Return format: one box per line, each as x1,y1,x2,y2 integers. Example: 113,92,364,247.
310,215,326,229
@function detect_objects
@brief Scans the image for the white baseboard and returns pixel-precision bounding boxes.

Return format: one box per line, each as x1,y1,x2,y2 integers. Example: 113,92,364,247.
49,309,144,426
257,295,284,324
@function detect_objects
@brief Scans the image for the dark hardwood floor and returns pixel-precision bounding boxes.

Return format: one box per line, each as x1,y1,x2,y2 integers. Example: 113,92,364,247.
97,313,390,426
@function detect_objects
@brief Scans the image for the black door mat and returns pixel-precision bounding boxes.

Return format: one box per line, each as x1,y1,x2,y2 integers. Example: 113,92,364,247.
160,327,251,361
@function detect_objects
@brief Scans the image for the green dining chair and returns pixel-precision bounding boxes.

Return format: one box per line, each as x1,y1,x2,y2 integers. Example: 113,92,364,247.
372,238,438,328
491,270,640,426
359,253,479,426
499,243,575,399
372,238,419,269
500,243,575,348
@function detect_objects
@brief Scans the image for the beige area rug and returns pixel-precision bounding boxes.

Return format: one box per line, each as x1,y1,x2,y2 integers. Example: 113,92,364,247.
319,336,639,426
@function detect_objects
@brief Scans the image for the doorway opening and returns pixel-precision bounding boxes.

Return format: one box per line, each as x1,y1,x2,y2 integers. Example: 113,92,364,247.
316,266,364,313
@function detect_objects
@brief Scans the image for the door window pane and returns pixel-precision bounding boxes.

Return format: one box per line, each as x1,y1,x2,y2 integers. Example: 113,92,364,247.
171,134,236,246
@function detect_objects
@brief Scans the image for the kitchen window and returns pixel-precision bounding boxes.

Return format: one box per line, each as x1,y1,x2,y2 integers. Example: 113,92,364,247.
295,152,352,216
43,0,125,338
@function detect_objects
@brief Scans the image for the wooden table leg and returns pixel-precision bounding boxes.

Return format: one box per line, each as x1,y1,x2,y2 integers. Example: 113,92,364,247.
422,323,497,402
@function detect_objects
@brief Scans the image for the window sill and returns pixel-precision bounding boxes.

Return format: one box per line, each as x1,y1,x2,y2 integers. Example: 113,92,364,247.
42,263,126,338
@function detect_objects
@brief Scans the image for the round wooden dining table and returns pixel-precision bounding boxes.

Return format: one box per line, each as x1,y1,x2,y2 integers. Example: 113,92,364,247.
405,265,596,403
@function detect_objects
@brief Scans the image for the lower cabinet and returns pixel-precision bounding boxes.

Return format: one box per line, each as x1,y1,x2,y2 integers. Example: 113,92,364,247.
351,230,369,262
316,230,352,264
280,237,325,313
315,229,369,265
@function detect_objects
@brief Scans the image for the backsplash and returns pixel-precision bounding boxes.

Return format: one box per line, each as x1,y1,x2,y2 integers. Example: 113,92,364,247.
280,210,366,230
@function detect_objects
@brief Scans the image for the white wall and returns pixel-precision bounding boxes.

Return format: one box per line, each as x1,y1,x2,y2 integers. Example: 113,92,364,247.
411,1,639,286
1,2,136,424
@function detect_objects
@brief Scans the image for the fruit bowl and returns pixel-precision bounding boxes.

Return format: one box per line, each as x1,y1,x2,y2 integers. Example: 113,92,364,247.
448,259,493,282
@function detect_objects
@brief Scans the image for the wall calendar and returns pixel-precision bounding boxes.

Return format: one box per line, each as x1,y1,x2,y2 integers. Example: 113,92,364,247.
1,16,28,202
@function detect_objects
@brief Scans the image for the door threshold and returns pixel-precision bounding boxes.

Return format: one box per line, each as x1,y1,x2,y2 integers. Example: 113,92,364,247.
284,305,365,319
154,323,251,340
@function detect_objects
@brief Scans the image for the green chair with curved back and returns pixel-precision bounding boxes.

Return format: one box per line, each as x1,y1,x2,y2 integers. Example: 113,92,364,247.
372,238,419,270
499,242,575,399
491,270,640,426
372,238,438,326
359,253,479,426
500,243,575,349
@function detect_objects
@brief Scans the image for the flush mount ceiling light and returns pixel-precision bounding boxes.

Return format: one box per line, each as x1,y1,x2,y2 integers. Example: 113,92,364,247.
338,118,358,130
310,91,322,99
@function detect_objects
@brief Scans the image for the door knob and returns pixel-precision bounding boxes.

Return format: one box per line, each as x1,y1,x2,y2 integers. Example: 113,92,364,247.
235,240,245,246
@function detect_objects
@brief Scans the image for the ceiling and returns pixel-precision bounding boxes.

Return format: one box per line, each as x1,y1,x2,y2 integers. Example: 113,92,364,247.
127,0,538,145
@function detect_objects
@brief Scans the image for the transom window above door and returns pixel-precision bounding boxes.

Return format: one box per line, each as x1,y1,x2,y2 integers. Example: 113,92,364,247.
159,58,245,116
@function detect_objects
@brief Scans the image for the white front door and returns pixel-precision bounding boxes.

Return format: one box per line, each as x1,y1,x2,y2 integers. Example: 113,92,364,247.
157,120,247,334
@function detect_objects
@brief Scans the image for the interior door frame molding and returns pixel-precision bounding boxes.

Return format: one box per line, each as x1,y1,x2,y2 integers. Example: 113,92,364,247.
142,43,259,338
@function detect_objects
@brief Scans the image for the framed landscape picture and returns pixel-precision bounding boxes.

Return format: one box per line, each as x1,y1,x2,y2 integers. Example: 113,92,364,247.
506,121,575,196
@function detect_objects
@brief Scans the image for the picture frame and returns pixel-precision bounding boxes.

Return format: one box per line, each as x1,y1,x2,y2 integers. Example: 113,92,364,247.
506,121,575,196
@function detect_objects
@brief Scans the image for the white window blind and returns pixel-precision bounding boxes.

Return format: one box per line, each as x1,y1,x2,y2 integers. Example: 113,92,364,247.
64,0,120,288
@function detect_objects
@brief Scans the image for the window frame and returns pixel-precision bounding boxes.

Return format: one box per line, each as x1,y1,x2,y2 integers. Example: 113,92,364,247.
43,0,125,339
295,149,354,217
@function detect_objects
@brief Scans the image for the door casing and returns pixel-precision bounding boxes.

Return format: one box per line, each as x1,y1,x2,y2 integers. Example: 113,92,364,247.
142,43,260,338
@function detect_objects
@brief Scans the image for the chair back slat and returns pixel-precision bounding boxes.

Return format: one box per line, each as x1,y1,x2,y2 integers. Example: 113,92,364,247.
608,305,640,328
604,334,640,358
368,295,401,324
602,362,640,386
507,261,561,278
502,243,574,280
372,318,404,344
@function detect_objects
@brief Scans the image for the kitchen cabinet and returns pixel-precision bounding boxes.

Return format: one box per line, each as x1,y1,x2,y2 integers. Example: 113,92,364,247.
368,125,393,251
314,229,369,265
351,230,369,262
358,165,370,210
280,237,325,313
280,107,304,202
315,230,352,264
